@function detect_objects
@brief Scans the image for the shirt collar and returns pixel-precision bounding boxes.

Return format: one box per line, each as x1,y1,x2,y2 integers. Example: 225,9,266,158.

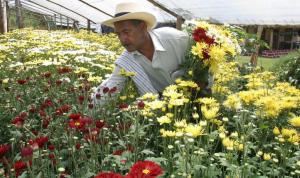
129,31,166,56
149,31,166,52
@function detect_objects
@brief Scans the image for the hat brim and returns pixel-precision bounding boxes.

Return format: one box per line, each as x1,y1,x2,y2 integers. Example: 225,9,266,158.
102,12,157,30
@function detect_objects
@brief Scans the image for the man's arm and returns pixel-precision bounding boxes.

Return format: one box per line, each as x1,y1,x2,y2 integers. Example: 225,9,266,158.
91,65,127,105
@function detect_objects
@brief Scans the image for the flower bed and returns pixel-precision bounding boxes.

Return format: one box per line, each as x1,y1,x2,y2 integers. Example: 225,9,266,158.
0,25,299,178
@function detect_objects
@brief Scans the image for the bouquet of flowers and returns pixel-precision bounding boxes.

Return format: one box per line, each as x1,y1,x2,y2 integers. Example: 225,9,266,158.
181,20,241,89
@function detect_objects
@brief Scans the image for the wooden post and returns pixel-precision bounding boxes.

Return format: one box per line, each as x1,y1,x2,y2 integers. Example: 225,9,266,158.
176,16,184,30
250,25,264,66
15,0,24,28
6,0,9,31
291,28,294,49
87,19,90,33
0,0,7,33
269,28,274,50
67,17,69,29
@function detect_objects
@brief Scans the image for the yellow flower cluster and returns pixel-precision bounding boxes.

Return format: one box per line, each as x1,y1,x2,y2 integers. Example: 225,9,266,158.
273,127,299,145
224,72,300,119
160,119,204,138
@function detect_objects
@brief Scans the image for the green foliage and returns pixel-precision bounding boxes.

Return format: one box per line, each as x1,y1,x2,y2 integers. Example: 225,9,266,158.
274,52,300,88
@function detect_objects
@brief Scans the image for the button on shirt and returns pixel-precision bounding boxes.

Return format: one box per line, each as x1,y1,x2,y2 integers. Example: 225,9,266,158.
93,27,189,104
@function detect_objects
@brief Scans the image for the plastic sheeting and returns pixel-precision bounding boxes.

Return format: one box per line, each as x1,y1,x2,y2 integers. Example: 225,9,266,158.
155,0,300,25
9,0,300,26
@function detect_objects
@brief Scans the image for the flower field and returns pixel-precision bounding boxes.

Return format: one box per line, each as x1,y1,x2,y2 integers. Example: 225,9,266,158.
0,24,300,178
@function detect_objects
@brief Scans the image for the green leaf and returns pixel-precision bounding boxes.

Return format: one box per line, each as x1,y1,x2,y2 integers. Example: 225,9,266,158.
141,149,155,155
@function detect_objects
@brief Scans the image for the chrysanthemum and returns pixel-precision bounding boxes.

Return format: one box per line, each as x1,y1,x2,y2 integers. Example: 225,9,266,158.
126,160,163,178
289,116,300,127
94,172,123,178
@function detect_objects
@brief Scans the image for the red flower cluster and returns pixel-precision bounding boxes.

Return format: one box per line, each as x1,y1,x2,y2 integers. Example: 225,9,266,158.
55,104,71,115
29,136,49,149
58,66,72,74
11,112,28,127
192,27,215,45
0,144,11,157
17,79,27,85
21,147,33,157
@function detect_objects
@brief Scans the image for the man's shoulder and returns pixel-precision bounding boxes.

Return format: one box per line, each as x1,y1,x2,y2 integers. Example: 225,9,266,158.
152,27,188,40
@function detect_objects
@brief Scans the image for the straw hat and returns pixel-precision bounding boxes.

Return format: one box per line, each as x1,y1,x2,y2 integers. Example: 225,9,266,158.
102,1,157,30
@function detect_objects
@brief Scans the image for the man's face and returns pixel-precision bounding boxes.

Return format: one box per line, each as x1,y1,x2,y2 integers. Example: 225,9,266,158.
114,20,145,52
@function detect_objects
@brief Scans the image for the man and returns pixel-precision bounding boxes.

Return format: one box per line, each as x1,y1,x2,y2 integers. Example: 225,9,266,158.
92,1,189,104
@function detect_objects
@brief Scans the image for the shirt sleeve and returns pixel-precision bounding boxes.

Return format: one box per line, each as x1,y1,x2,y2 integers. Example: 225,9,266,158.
91,65,127,105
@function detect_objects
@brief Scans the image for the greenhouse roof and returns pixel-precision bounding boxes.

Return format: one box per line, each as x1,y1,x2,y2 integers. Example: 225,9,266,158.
8,0,300,26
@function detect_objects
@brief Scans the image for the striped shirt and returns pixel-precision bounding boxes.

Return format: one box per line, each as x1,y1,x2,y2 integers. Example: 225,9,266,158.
92,27,189,105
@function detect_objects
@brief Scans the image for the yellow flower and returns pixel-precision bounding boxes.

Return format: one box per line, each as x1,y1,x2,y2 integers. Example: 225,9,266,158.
201,106,219,120
2,78,9,84
87,76,102,83
141,93,158,101
222,137,234,150
273,127,281,135
263,153,271,161
169,98,187,106
289,116,300,127
160,129,176,137
185,124,204,137
223,94,241,110
157,116,171,125
282,128,297,138
146,100,165,110
174,119,187,128
238,144,244,151
119,68,136,77
119,96,127,100
191,42,207,59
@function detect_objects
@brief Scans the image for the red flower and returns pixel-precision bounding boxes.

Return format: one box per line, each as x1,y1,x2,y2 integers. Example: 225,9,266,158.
43,71,52,78
11,116,25,127
17,79,27,85
78,95,85,104
14,160,27,171
103,87,109,94
95,93,101,99
69,119,86,130
109,87,117,94
56,80,62,86
127,160,163,178
137,101,145,109
119,103,129,110
94,172,123,178
88,103,94,109
48,144,55,151
28,105,36,113
202,50,211,60
21,147,33,157
95,120,105,129
49,153,55,159
55,104,71,115
58,66,72,74
34,136,49,148
0,144,11,157
75,143,81,150
192,27,215,45
69,113,81,120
